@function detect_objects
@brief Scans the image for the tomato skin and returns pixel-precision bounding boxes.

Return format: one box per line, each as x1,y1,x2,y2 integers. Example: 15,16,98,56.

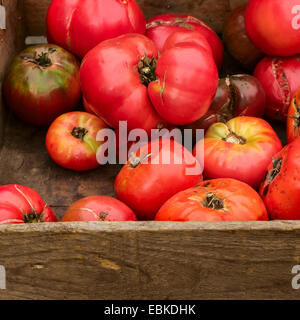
260,138,300,220
148,42,218,125
146,14,224,68
115,139,203,220
287,89,300,143
245,0,300,57
254,55,300,122
155,178,268,221
0,185,57,224
3,44,81,127
47,0,146,58
61,196,137,222
46,111,108,171
194,116,282,189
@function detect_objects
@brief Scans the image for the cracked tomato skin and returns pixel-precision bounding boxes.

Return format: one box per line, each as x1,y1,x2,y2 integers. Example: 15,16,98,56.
61,196,137,222
3,44,81,127
287,89,300,143
46,111,108,171
47,0,146,58
115,139,203,220
146,14,224,68
155,178,268,221
0,185,57,224
80,34,166,134
245,0,300,57
148,42,218,125
260,138,300,220
194,116,282,189
254,55,300,122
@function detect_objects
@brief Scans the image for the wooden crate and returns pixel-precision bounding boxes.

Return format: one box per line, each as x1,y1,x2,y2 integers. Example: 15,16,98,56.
1,0,300,300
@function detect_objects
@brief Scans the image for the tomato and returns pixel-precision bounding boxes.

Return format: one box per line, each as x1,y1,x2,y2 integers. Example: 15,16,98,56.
47,0,146,58
287,89,300,143
254,55,300,122
115,139,203,220
245,0,300,57
46,111,108,171
0,185,57,224
155,178,268,221
80,33,218,128
260,138,300,220
146,14,224,68
194,116,282,189
3,44,81,127
61,196,137,222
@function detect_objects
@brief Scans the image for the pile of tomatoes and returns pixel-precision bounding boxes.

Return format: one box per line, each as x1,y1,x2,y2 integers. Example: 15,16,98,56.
1,0,300,224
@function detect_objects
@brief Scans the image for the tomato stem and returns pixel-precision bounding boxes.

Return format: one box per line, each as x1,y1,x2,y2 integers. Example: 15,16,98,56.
23,211,42,223
223,127,246,145
138,55,157,87
202,192,226,211
71,127,88,141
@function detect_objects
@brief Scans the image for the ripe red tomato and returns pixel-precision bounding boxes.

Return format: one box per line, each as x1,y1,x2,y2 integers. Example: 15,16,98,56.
194,116,282,189
254,55,300,122
47,0,146,58
287,89,300,143
46,111,108,171
3,44,81,127
245,0,300,57
115,139,203,220
146,14,224,68
155,178,268,221
0,185,57,224
80,33,218,128
260,138,300,220
61,196,137,222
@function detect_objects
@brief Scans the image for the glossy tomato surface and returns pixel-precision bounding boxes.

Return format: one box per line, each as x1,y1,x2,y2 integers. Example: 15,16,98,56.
254,55,300,122
3,44,81,127
287,89,300,143
194,116,282,189
47,0,146,58
115,139,203,220
46,112,108,171
62,196,137,222
245,0,300,57
155,178,268,221
0,184,57,224
146,14,224,68
260,138,300,220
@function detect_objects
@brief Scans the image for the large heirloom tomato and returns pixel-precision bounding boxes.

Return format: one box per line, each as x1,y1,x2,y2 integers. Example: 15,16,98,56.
3,44,81,127
61,196,137,222
260,138,300,220
46,112,108,171
47,0,146,58
115,139,203,220
245,0,300,57
146,14,224,68
0,185,57,224
254,55,300,121
155,178,268,221
194,116,282,189
80,33,218,129
287,89,300,143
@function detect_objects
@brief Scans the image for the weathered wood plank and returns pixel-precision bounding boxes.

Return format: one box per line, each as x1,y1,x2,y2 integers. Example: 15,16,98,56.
0,221,299,300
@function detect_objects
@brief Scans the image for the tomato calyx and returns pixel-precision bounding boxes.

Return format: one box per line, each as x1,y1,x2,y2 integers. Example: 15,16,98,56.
138,55,157,87
129,152,152,168
71,127,88,141
202,192,226,211
23,211,44,223
22,48,56,68
289,96,300,133
267,158,282,184
217,76,237,123
99,211,109,221
223,128,246,145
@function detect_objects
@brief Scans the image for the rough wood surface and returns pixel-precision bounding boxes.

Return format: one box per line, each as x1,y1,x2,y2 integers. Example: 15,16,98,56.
0,220,300,300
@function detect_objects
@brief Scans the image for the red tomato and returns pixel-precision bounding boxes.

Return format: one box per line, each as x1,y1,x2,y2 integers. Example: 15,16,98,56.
146,14,224,68
287,89,300,143
194,116,282,189
46,111,108,171
61,196,137,222
254,55,300,122
0,185,57,224
260,138,300,220
115,139,203,220
155,178,268,221
3,44,81,127
47,0,146,58
80,33,218,128
245,0,300,57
